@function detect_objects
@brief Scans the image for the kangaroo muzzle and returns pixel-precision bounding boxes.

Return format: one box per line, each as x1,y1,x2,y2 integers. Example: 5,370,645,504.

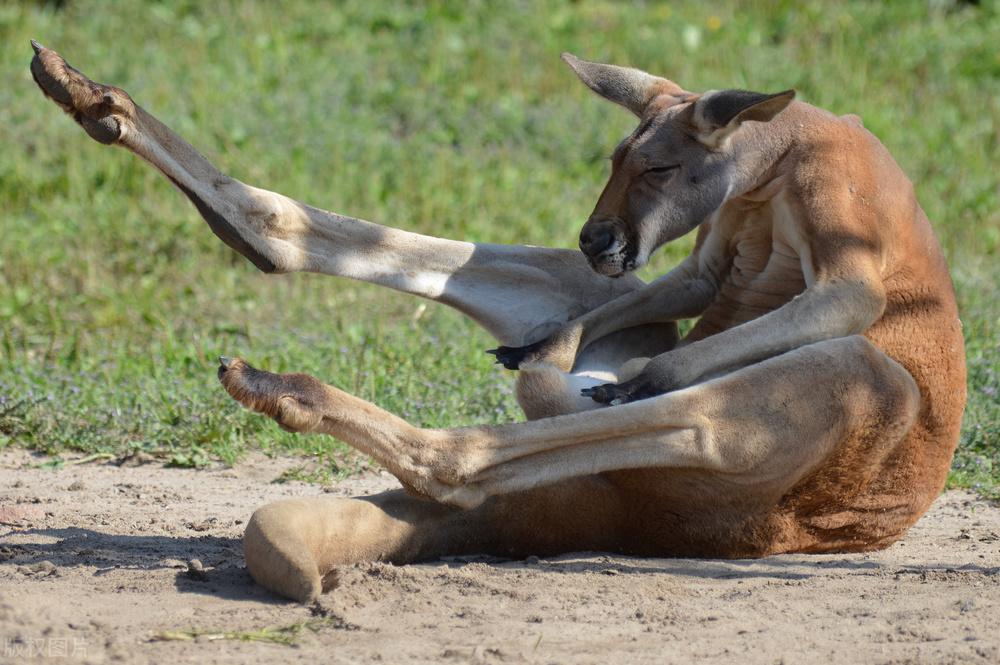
578,217,636,277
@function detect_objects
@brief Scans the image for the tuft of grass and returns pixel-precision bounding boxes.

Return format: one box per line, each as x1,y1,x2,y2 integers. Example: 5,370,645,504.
272,456,372,486
0,1,997,496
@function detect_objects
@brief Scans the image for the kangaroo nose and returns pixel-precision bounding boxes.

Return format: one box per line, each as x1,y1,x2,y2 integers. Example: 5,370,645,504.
579,227,614,256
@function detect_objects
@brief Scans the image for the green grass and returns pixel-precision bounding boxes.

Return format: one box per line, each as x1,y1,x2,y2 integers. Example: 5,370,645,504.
0,1,997,495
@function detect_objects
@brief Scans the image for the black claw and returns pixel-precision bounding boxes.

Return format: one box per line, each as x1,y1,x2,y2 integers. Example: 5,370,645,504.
581,382,636,405
486,339,546,371
583,385,610,403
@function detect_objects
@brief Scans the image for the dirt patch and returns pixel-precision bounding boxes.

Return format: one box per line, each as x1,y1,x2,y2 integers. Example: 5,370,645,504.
1,449,997,664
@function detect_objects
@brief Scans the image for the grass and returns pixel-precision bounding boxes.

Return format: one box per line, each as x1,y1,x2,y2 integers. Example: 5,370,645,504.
0,1,997,495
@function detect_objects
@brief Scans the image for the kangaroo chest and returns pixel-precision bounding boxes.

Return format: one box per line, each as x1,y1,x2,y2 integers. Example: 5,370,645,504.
687,194,810,340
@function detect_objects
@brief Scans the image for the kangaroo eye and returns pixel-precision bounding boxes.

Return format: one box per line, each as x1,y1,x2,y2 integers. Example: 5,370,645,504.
642,164,681,187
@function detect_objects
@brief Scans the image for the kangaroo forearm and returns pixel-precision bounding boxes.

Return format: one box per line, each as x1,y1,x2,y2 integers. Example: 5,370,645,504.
664,278,887,380
577,269,715,349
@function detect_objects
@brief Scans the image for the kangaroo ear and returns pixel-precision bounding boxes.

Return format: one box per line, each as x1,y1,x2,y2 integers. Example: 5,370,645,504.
561,53,690,118
692,89,795,148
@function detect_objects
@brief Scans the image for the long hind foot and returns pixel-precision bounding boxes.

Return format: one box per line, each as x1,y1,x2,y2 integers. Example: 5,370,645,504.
217,357,472,505
217,357,328,433
30,41,135,145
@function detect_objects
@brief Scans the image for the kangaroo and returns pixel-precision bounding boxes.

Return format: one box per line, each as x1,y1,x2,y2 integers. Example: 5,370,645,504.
31,43,965,603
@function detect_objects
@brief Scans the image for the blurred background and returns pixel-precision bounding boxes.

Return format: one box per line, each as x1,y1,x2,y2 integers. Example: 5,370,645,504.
1,1,997,493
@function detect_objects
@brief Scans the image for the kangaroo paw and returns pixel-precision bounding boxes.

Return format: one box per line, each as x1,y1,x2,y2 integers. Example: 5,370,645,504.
581,378,666,406
217,357,327,433
486,339,546,370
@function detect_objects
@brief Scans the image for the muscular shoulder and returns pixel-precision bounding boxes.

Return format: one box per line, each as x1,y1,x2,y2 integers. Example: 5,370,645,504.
784,105,911,206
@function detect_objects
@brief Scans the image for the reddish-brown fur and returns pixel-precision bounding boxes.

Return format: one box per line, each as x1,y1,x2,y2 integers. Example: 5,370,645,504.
30,44,966,602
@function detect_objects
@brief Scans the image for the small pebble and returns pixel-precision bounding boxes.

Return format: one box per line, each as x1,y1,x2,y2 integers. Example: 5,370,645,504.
186,559,208,581
30,560,58,576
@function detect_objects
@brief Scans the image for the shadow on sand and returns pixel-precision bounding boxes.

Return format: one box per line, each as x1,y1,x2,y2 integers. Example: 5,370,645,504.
4,527,997,605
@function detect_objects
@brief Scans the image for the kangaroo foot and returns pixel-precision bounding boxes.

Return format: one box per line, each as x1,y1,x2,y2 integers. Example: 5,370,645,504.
30,40,136,144
218,357,329,433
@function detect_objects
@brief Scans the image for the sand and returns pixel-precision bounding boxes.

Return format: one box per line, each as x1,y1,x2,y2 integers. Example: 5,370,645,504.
1,448,997,664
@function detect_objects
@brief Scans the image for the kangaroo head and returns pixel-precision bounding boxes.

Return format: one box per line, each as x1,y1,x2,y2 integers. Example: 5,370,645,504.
563,54,795,277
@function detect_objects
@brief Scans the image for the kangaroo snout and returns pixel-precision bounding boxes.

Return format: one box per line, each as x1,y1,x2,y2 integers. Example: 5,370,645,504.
579,217,634,276
579,225,615,256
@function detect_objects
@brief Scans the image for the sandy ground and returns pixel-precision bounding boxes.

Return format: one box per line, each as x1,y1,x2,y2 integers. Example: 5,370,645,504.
0,449,998,665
